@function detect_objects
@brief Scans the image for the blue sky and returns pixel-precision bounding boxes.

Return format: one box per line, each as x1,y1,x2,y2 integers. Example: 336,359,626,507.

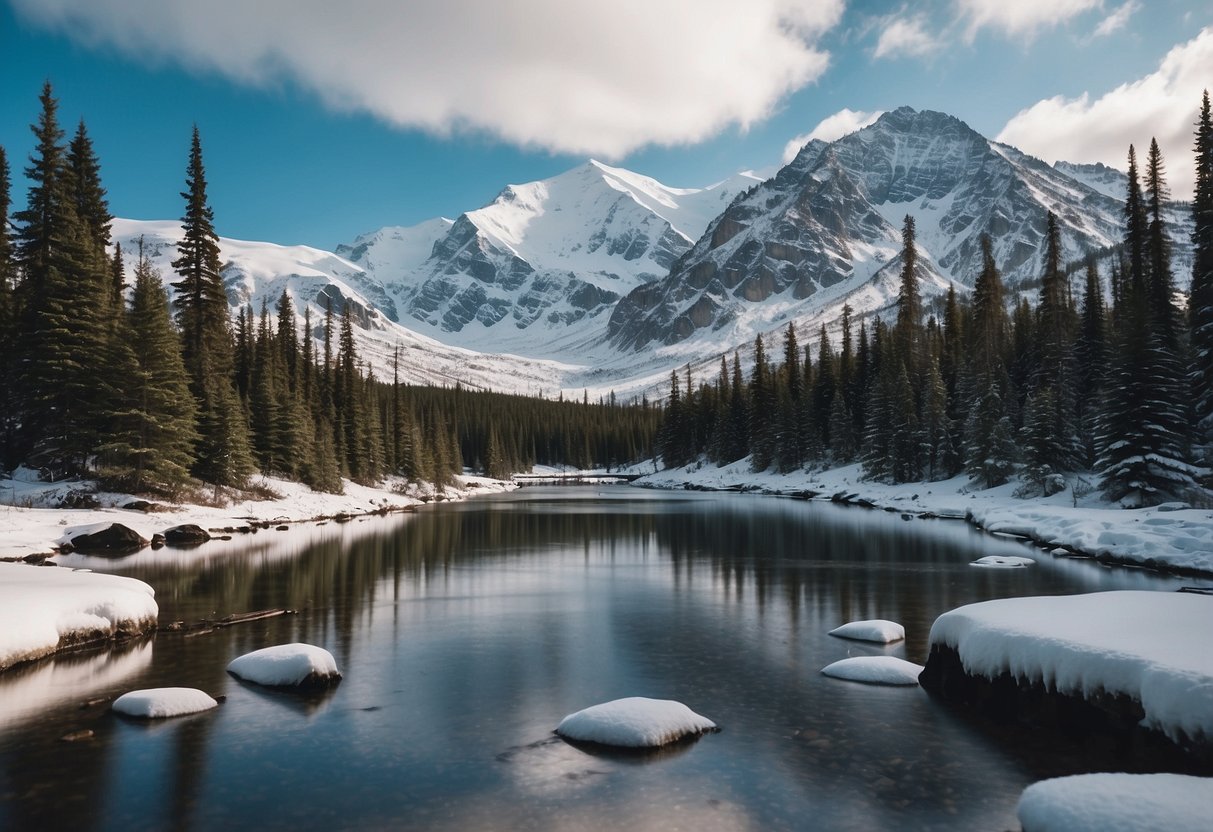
2,0,1210,250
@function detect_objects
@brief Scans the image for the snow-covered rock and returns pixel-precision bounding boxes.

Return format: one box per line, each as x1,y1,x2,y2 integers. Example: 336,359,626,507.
927,591,1213,743
970,555,1035,568
828,619,905,643
607,106,1191,356
0,562,158,670
555,697,716,748
821,656,923,686
111,687,217,718
226,643,342,688
1017,773,1213,832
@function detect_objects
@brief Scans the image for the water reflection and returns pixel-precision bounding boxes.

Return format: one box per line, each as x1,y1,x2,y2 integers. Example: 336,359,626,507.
0,488,1184,831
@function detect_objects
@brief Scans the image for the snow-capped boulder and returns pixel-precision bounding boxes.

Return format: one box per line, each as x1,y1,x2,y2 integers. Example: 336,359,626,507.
970,555,1035,568
227,643,342,689
1018,773,1213,832
112,687,217,718
555,697,716,748
821,657,924,686
828,619,905,643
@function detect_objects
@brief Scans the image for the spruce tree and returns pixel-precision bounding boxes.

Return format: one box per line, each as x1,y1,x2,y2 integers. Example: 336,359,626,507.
894,215,922,374
749,335,776,471
97,246,199,494
1075,259,1109,465
921,355,959,481
171,127,253,488
0,146,15,471
1098,145,1200,505
1193,90,1213,460
13,85,113,474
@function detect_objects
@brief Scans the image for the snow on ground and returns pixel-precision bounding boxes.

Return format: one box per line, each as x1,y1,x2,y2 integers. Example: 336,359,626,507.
970,555,1036,568
555,697,717,748
636,459,1213,575
828,620,905,643
0,562,158,671
111,687,218,719
227,643,341,688
1017,773,1213,832
820,657,924,686
0,467,514,561
929,591,1213,743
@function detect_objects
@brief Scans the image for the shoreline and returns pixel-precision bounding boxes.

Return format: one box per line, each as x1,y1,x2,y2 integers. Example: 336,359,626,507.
0,469,516,563
632,459,1213,579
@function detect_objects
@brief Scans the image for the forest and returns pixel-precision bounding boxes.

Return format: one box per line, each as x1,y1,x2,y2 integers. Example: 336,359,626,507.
0,83,660,498
656,91,1213,508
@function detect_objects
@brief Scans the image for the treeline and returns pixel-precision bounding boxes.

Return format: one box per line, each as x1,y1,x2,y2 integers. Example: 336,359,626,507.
0,83,658,497
658,92,1213,508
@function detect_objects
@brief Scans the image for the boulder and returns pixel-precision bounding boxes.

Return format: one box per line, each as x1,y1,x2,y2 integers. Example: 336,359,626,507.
163,524,211,546
69,524,148,554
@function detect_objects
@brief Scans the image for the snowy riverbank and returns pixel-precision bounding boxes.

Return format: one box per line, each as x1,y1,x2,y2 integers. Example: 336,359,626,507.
635,460,1213,576
0,467,515,561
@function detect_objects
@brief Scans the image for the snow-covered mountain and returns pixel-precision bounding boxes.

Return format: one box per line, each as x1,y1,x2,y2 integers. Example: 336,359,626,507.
109,219,580,396
335,160,762,357
606,107,1146,353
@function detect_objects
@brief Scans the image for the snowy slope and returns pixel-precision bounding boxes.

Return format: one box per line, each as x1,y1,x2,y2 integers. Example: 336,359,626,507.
606,108,1143,356
110,219,581,396
336,161,761,358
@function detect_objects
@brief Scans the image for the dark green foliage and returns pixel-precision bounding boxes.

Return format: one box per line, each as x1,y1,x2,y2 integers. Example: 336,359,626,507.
1193,91,1213,455
0,145,16,471
749,335,776,471
96,247,199,495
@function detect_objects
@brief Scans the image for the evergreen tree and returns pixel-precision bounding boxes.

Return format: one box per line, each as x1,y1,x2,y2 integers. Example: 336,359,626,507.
0,146,16,471
171,127,252,487
812,325,835,452
1145,138,1181,350
1075,259,1109,465
964,375,1017,488
749,335,776,470
13,85,113,474
97,246,198,494
1098,145,1200,505
894,215,922,374
1194,90,1213,460
921,356,959,480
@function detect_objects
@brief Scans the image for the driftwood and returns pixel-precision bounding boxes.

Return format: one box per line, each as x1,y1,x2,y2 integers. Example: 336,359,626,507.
158,608,297,635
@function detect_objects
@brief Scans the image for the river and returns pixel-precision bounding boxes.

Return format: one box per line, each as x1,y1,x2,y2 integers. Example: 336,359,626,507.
0,487,1184,830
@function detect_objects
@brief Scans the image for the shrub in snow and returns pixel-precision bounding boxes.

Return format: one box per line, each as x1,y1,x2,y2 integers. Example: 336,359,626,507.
828,619,905,643
227,643,341,689
112,687,217,718
969,555,1035,568
820,656,923,685
1017,773,1213,832
555,697,716,748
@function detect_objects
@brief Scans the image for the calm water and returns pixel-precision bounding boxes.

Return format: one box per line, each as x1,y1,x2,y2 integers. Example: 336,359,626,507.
0,487,1184,831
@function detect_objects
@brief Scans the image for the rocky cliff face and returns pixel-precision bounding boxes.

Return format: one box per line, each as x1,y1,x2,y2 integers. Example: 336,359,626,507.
606,107,1137,352
336,160,760,355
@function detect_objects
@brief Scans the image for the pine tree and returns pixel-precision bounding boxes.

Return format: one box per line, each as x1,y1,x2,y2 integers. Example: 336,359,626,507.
1193,90,1213,461
921,356,959,481
894,215,922,374
171,127,252,488
1075,259,1109,465
0,146,16,471
13,85,113,474
964,374,1017,488
1098,145,1200,505
97,245,199,494
1145,138,1181,350
749,335,776,471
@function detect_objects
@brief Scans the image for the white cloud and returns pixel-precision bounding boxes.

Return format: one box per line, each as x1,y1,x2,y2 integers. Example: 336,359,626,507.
873,14,938,60
11,0,845,159
1092,1,1139,38
956,0,1102,39
996,28,1213,199
783,108,884,163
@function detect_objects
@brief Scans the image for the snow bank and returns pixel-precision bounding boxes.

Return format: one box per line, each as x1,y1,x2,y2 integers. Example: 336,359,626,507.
227,643,341,688
828,619,905,643
111,687,217,718
1017,773,1213,832
929,591,1213,743
636,459,1213,576
821,656,923,685
0,562,158,670
555,697,716,748
970,555,1035,568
